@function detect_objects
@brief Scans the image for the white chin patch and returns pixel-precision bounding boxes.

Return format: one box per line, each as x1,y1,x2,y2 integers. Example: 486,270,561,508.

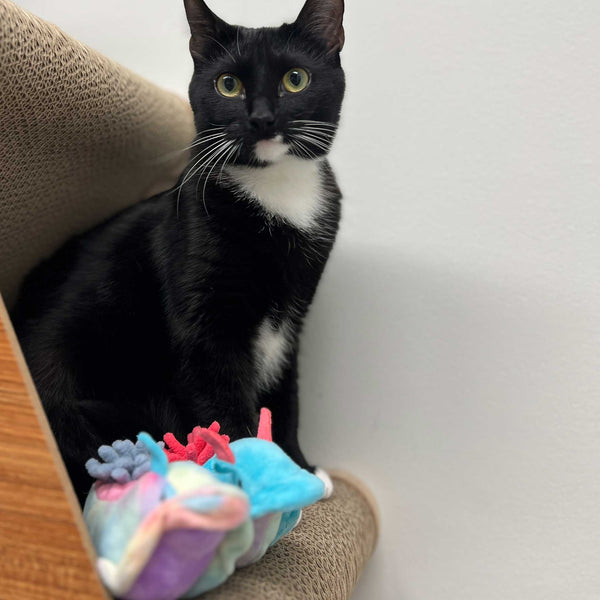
254,135,289,163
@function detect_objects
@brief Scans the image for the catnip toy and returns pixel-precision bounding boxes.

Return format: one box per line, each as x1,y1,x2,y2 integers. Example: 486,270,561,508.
83,409,325,600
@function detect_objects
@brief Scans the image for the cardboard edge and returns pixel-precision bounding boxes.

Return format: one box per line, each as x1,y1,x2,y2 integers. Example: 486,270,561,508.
0,293,110,599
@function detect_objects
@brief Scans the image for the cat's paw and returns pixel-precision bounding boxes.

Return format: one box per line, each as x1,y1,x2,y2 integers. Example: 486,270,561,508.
314,467,334,499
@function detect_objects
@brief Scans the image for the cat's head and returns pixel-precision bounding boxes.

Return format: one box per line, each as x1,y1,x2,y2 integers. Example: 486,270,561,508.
183,0,345,168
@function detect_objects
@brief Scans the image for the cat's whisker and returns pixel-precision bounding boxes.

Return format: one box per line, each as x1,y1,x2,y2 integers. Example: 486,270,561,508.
195,126,226,136
288,128,336,143
300,145,319,160
201,125,227,132
226,140,243,170
288,125,335,134
195,140,235,181
287,137,308,160
294,131,332,147
218,144,242,184
289,120,338,129
301,142,321,160
190,142,234,203
290,122,336,130
287,138,302,157
187,133,229,151
290,133,331,153
174,135,228,184
288,124,338,148
149,128,227,164
187,127,227,146
187,133,229,162
290,119,337,123
287,144,301,160
228,141,243,171
288,136,318,160
291,127,335,143
193,132,228,144
192,146,231,216
217,141,242,185
176,136,229,191
199,141,238,216
176,137,221,158
175,137,230,216
290,124,337,132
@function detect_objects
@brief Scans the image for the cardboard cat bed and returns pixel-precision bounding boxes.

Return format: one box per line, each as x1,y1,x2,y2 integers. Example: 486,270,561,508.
0,1,378,598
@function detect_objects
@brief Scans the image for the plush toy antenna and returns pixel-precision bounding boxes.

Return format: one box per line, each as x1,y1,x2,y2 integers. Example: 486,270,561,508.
137,432,168,477
196,427,235,463
257,407,272,442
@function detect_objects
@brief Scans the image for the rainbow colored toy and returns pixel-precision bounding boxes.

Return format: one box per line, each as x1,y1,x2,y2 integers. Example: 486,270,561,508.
83,409,325,599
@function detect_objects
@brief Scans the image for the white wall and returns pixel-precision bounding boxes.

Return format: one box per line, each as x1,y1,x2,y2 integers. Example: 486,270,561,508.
16,1,600,598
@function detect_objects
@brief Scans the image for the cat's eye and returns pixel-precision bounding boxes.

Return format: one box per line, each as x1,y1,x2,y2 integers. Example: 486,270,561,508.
216,73,244,98
282,68,310,94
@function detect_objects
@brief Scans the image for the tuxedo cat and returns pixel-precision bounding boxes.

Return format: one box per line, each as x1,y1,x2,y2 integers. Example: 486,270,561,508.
11,0,345,504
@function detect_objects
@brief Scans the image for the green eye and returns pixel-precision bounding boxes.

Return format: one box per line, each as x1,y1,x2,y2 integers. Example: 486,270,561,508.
282,68,310,93
216,74,243,98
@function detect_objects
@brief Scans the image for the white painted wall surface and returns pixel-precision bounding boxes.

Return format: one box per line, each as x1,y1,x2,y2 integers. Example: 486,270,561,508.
15,1,600,598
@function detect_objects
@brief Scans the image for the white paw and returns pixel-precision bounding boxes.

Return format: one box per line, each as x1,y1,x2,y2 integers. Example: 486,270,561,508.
315,467,334,499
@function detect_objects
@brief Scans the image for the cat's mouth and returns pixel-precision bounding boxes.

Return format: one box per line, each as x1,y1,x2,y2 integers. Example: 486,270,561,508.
253,135,289,163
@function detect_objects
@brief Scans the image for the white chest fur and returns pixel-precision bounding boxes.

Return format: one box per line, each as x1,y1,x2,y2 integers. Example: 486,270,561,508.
226,156,324,230
253,317,292,391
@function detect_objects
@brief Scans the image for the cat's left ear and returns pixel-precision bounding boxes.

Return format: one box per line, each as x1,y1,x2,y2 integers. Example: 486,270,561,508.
183,0,230,58
295,0,345,54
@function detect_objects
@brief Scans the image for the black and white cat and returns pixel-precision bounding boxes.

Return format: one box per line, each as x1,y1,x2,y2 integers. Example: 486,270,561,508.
11,0,345,504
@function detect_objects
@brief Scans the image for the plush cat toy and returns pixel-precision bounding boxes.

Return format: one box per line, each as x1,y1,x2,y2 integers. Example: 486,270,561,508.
83,409,325,599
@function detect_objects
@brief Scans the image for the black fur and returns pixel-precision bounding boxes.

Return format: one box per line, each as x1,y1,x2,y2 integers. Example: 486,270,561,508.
11,0,345,504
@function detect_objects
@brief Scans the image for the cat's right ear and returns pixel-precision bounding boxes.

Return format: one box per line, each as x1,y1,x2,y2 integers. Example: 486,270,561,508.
183,0,229,58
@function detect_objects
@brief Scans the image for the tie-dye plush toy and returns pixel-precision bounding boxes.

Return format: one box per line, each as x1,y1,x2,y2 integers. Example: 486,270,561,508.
83,409,325,600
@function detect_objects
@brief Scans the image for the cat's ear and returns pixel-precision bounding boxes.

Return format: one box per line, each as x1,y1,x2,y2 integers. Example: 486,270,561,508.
295,0,345,53
183,0,230,58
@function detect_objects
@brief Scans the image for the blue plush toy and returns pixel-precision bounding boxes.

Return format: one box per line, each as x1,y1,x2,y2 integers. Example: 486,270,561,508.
83,408,325,599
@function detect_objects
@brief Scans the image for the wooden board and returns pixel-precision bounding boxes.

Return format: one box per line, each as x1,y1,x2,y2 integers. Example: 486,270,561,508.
0,294,108,599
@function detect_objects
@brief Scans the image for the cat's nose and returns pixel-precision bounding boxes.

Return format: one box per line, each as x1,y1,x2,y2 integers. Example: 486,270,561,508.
249,97,275,134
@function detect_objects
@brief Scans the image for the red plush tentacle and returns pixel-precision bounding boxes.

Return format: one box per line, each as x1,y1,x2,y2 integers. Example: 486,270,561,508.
196,428,235,463
196,442,215,465
188,426,206,458
257,407,273,442
163,432,188,462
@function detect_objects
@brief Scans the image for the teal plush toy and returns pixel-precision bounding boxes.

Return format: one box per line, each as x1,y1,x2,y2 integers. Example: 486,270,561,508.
83,409,325,599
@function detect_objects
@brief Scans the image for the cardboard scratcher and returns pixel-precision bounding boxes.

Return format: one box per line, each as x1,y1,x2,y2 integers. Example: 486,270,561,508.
0,1,378,597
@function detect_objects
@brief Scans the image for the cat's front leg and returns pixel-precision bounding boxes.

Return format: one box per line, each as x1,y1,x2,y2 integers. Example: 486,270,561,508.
259,354,308,466
171,341,260,438
258,354,334,497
